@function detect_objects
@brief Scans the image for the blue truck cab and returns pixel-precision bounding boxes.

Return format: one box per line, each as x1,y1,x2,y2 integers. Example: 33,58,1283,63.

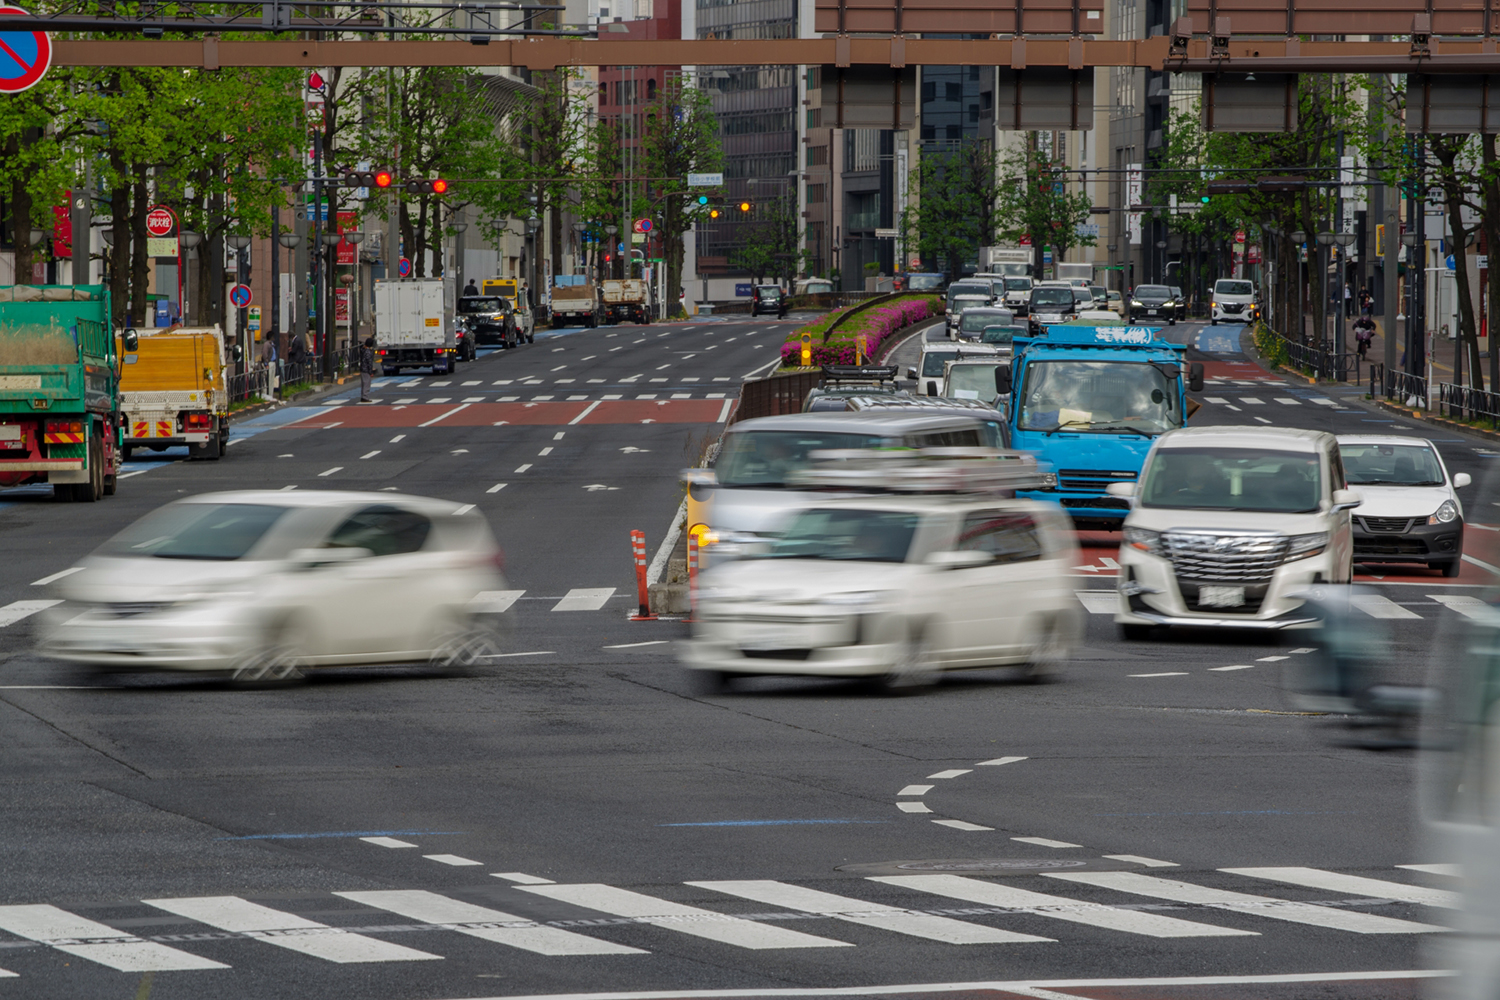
1000,325,1204,530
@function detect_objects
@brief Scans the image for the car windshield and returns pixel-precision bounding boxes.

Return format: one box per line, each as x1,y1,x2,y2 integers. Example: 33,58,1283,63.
715,430,883,488
1215,280,1254,296
1135,285,1170,299
1341,443,1446,486
1140,447,1323,513
757,287,780,299
1017,361,1182,434
947,365,1001,403
981,325,1023,345
908,274,944,291
960,311,1007,332
1030,288,1075,310
921,350,959,377
947,284,989,304
458,297,506,313
1005,278,1031,291
99,503,289,561
760,508,919,563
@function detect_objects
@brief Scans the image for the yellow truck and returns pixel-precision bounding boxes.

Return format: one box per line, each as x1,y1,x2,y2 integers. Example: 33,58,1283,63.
115,326,229,460
482,277,535,342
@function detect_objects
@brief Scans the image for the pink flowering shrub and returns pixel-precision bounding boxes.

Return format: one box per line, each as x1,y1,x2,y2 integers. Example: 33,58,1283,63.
780,294,940,367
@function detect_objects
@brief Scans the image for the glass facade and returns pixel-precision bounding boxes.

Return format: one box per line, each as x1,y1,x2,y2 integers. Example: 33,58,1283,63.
920,64,983,146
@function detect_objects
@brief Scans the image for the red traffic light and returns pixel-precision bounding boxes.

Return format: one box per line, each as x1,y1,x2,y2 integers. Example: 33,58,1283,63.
432,178,449,195
373,170,393,188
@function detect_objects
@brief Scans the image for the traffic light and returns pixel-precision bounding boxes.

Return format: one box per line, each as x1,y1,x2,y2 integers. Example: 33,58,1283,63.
738,201,752,213
404,178,448,195
697,195,708,205
344,169,393,188
373,170,393,189
709,208,720,219
1376,223,1385,256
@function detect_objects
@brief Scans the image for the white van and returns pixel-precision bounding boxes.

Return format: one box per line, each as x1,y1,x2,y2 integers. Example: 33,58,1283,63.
1211,279,1257,325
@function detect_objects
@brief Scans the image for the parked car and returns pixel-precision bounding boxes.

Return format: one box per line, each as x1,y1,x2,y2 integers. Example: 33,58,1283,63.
456,295,518,349
1128,284,1176,325
1110,426,1361,636
38,491,509,682
1337,434,1470,577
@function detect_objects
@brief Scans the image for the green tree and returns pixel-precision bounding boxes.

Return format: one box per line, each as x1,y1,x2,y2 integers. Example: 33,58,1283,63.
900,140,1003,280
730,195,801,285
992,143,1095,276
640,75,721,312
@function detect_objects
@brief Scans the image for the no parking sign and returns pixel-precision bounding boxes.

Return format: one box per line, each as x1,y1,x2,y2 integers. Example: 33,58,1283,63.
0,7,51,94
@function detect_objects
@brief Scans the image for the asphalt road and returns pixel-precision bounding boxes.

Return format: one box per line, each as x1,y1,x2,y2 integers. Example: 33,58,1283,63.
0,316,1484,1000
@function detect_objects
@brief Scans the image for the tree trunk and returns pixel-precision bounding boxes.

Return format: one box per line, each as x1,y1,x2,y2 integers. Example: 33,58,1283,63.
108,149,130,327
129,166,149,326
1432,135,1484,389
8,135,35,285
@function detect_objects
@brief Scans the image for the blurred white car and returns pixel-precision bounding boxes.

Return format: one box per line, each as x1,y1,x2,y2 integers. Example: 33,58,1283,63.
1337,434,1470,577
39,491,508,682
1109,427,1361,636
681,494,1081,690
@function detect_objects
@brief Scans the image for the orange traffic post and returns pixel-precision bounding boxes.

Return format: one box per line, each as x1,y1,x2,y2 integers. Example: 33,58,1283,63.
630,529,656,621
800,332,812,367
686,532,699,622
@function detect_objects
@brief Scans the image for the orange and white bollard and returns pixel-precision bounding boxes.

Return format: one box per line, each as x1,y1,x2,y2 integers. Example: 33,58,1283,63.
630,530,656,621
687,532,700,622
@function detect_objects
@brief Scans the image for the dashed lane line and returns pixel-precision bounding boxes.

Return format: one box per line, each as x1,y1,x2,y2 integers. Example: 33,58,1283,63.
30,567,82,586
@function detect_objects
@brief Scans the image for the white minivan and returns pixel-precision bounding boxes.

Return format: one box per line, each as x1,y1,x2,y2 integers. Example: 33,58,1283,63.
1210,278,1257,325
1108,427,1362,636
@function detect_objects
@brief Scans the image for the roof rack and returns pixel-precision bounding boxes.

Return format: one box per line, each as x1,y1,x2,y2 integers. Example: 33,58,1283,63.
819,364,899,385
788,447,1055,494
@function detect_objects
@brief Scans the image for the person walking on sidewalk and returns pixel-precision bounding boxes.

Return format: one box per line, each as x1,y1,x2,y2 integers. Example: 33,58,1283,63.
358,337,375,402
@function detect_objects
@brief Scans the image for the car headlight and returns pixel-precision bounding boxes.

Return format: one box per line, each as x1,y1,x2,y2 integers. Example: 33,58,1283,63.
1429,500,1459,524
1131,300,1142,307
1123,526,1162,555
1163,300,1175,307
1211,301,1218,308
1285,532,1328,559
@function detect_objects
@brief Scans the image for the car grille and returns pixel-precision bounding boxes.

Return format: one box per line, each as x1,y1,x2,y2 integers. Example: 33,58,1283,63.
1221,303,1246,314
1360,516,1414,533
1058,469,1137,491
1059,496,1130,510
1163,531,1290,583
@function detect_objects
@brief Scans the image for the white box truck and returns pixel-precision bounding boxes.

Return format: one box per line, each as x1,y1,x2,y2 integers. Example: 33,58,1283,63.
374,278,457,375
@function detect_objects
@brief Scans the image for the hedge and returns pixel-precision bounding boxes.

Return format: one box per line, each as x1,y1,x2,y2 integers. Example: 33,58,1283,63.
779,294,941,367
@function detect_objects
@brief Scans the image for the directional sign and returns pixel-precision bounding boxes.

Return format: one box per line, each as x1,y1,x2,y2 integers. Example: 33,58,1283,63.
686,172,723,188
229,284,253,309
0,7,51,94
397,256,412,278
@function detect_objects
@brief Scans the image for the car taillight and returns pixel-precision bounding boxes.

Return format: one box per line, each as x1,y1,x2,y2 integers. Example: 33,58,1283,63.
46,420,83,435
184,412,212,428
376,349,387,356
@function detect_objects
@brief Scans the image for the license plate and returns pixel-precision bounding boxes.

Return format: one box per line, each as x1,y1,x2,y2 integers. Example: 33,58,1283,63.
0,425,19,441
1146,309,1158,315
739,624,789,651
1198,586,1246,608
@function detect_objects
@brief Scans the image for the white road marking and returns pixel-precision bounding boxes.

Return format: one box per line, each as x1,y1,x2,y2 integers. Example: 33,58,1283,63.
493,380,513,385
1288,647,1317,654
31,567,82,586
1205,397,1229,404
978,756,1028,766
656,364,671,370
422,854,483,866
359,837,416,848
394,398,417,404
143,896,440,962
360,450,381,459
932,819,994,831
470,590,525,613
1351,594,1423,619
551,366,567,372
603,640,670,649
426,397,452,403
337,890,644,956
897,801,932,814
318,467,343,477
637,394,658,400
1274,397,1302,405
117,470,149,478
0,904,228,972
1257,655,1288,662
1075,592,1117,615
716,399,735,422
551,588,615,611
1240,397,1265,404
1221,868,1458,909
1045,872,1445,934
1429,594,1492,619
483,651,556,658
533,395,555,401
463,396,485,402
419,403,471,427
1012,837,1081,848
1398,864,1460,877
1130,671,1188,677
431,380,452,386
487,483,508,493
390,434,406,443
1224,405,1242,411
871,875,1253,939
554,431,566,440
1210,665,1255,672
1312,397,1340,406
672,393,692,399
515,464,533,473
708,392,725,399
492,872,556,884
539,447,554,456
898,785,934,796
568,400,603,424
280,485,298,491
601,394,622,400
463,380,482,386
453,504,475,516
1103,855,1178,867
517,884,850,950
713,376,731,381
928,769,972,779
689,881,1038,945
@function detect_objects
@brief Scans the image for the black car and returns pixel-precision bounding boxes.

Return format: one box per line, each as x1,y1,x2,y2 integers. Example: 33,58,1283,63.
751,285,787,317
1128,284,1176,325
457,295,520,348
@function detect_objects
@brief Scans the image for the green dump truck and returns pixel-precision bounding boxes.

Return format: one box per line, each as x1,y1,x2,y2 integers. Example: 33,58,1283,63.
0,284,122,501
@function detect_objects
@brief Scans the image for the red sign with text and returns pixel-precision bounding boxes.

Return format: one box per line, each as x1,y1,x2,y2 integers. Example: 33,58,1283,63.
337,211,359,265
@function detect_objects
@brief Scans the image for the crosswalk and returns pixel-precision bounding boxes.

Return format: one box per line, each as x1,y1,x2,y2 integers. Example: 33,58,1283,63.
1075,589,1491,622
0,864,1457,977
340,389,737,406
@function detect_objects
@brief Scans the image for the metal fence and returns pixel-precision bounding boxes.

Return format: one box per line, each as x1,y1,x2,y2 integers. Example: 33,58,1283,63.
1282,335,1358,382
1368,363,1430,408
227,364,275,404
231,344,364,406
1438,380,1500,428
729,369,822,426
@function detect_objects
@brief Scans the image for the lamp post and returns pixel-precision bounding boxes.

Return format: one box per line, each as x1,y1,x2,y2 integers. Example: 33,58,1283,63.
344,230,366,336
180,231,203,324
452,220,468,299
572,221,586,278
526,215,541,311
1290,230,1307,342
320,231,342,356
604,224,618,281
276,231,300,355
226,234,252,378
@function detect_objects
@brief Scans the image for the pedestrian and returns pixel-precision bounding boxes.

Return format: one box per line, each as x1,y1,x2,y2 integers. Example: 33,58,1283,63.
1344,284,1353,317
1359,286,1372,314
463,278,479,297
359,337,375,402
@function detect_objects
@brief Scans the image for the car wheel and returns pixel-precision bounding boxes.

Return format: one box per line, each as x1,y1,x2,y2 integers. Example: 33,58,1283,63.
230,637,306,687
428,619,501,677
1210,318,1217,325
878,625,937,693
1022,615,1072,683
526,333,535,344
1439,558,1463,578
1119,622,1155,641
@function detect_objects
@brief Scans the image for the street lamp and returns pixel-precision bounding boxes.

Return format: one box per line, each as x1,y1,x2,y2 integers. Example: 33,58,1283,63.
29,228,47,247
526,216,541,309
604,224,618,280
278,232,301,248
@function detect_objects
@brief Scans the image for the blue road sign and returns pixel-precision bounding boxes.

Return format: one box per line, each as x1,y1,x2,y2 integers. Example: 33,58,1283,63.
397,257,412,278
0,7,52,94
229,284,253,309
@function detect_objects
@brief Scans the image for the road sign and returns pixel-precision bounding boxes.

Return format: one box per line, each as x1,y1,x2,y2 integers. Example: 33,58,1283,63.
874,228,898,238
1446,254,1456,271
229,284,253,308
397,257,412,278
145,206,175,238
0,7,51,94
687,172,723,187
633,219,653,233
1234,229,1247,244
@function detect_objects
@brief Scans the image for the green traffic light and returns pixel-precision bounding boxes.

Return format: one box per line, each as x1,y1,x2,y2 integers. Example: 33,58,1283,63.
697,195,708,205
1200,196,1210,203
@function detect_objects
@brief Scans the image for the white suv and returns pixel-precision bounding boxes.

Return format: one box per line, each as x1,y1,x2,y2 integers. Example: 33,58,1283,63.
1109,427,1361,636
1210,278,1257,325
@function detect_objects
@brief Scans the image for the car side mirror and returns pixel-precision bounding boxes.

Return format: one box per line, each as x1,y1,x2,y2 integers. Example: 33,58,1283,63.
1188,362,1205,392
1331,489,1362,511
122,329,139,352
994,367,1012,395
232,344,244,363
926,550,993,570
1105,481,1137,498
1453,472,1472,489
906,367,918,380
680,468,718,487
289,547,372,569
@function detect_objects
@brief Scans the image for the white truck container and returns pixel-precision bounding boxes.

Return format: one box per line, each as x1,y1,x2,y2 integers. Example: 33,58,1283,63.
1055,262,1094,284
980,246,1034,278
374,278,457,375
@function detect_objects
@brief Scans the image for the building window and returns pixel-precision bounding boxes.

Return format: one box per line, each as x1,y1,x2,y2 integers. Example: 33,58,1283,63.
807,145,828,166
848,192,880,230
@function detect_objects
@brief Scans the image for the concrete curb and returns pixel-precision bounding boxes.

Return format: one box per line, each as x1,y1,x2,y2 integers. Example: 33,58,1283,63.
227,377,357,424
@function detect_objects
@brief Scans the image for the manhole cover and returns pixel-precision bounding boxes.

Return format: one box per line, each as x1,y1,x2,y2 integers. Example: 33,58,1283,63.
895,859,1090,871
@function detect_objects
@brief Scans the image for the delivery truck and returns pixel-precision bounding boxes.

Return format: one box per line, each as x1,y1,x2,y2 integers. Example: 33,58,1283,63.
116,326,229,460
374,278,457,374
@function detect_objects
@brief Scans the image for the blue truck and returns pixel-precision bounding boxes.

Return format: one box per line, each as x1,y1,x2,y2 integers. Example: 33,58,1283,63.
998,325,1203,530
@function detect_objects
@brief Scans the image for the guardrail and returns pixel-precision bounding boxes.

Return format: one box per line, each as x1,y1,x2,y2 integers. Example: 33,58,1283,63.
1368,363,1429,407
1438,379,1500,428
728,369,823,426
227,364,275,403
1282,334,1358,382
